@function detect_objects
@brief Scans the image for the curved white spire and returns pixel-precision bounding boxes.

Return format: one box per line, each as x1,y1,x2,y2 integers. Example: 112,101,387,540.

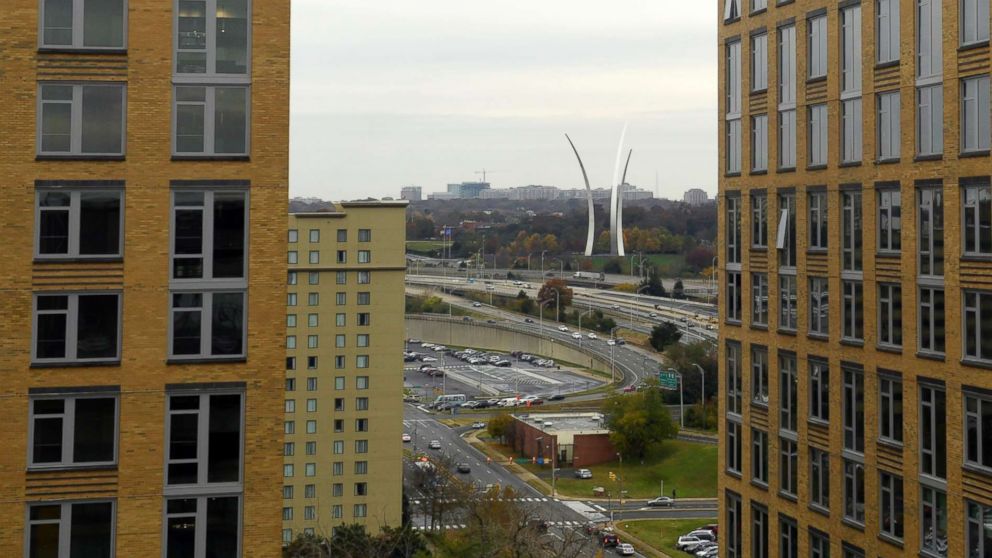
609,123,628,256
565,134,596,256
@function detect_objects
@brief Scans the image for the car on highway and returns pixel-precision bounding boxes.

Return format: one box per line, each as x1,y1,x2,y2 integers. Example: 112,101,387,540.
574,468,593,479
587,332,597,339
606,339,616,346
524,318,534,323
486,319,496,324
571,332,582,339
548,394,565,401
558,325,569,332
615,543,635,556
615,338,626,345
611,304,620,310
647,496,674,507
513,281,523,286
428,440,441,450
472,302,482,307
402,433,412,442
471,421,486,429
649,312,658,318
600,531,619,547
456,463,471,474
706,324,716,330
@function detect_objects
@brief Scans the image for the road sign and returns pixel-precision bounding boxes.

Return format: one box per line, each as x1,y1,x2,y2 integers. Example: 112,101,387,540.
658,371,679,390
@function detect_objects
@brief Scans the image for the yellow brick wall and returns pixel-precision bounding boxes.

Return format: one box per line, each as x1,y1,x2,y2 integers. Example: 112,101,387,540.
718,1,992,557
0,1,289,555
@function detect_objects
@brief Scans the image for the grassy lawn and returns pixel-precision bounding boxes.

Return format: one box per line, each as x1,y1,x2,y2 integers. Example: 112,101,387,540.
528,440,717,499
406,240,445,254
619,519,717,556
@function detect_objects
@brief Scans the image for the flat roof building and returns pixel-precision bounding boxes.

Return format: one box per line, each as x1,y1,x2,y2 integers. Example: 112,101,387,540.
510,413,615,467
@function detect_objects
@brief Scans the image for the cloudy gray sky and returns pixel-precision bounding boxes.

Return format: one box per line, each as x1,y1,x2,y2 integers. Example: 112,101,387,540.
289,1,717,201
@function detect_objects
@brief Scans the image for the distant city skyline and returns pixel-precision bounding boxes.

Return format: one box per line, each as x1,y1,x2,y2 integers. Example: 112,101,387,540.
289,0,717,201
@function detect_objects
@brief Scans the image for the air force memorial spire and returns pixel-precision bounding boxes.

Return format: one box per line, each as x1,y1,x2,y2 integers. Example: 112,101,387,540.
565,126,632,257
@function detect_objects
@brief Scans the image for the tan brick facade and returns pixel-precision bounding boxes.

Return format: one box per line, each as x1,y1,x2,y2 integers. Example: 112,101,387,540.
0,1,288,555
719,1,992,557
282,204,407,540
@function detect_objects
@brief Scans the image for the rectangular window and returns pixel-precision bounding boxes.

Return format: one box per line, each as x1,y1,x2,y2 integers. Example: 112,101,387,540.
965,392,992,470
41,0,126,49
843,367,865,452
777,192,796,267
358,229,371,242
173,85,249,156
727,271,742,322
286,314,297,328
964,290,992,361
808,277,829,336
779,275,797,331
752,114,768,172
357,250,371,264
303,484,314,498
357,292,370,306
288,229,297,243
919,185,945,276
809,359,829,423
170,291,245,358
355,440,368,453
810,447,830,510
751,504,768,558
878,188,902,252
356,355,369,369
779,516,798,558
751,346,768,406
726,341,742,415
174,0,249,75
355,418,368,432
353,504,367,518
964,179,992,255
171,190,247,281
285,377,295,390
961,0,990,46
879,375,904,444
355,461,368,474
287,251,297,264
357,313,370,326
844,459,865,523
727,420,742,474
304,506,315,520
752,33,767,92
335,271,346,285
967,500,992,557
308,229,319,243
842,281,864,341
306,377,317,391
356,376,369,390
336,229,347,242
27,501,115,558
335,313,346,327
336,292,346,306
751,193,768,247
920,384,947,479
877,0,900,63
920,485,948,557
335,356,346,369
336,250,346,264
877,91,901,160
962,76,991,153
284,464,293,477
808,103,827,166
283,485,293,499
305,441,316,455
307,335,318,349
809,530,830,558
36,188,123,259
307,293,318,306
307,314,317,328
165,496,241,557
358,271,370,284
727,119,742,174
725,492,742,558
355,397,369,411
842,98,863,163
357,334,369,348
287,271,297,285
29,394,118,468
166,391,243,486
283,442,293,456
878,283,903,347
333,440,344,454
751,0,766,11
285,335,295,349
841,190,863,271
808,15,827,79
727,195,741,264
919,287,946,353
918,0,943,78
841,5,862,94
779,25,796,104
918,84,944,156
308,251,318,264
752,273,769,326
778,109,797,169
880,471,904,540
779,437,798,496
33,292,120,363
808,191,828,250
284,399,295,413
332,461,344,475
780,353,798,432
727,40,741,116
751,428,768,484
38,83,125,156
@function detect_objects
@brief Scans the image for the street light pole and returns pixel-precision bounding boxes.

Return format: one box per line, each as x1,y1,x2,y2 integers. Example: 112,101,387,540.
631,285,650,328
617,453,624,523
540,250,547,279
610,326,621,383
578,308,593,349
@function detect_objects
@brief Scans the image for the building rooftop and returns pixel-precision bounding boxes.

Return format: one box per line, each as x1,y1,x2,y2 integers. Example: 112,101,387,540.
513,412,609,436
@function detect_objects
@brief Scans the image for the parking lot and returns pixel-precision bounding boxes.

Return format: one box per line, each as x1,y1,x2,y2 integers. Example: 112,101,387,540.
404,341,604,405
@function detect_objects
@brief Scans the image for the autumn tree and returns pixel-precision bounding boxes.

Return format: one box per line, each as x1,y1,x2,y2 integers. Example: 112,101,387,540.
649,322,682,352
601,383,678,461
537,280,573,321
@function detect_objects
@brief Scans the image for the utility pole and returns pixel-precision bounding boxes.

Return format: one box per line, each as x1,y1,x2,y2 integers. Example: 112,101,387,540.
617,453,624,523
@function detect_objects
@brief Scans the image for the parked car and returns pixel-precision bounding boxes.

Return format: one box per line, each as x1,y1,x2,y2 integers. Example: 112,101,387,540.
421,356,438,363
428,440,441,449
575,469,593,479
495,359,511,367
686,530,716,542
471,421,486,429
615,543,635,556
695,544,719,557
647,496,674,507
402,433,412,442
461,400,480,408
676,536,706,551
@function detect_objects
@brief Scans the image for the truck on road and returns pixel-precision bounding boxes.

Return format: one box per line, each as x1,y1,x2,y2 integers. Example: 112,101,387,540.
572,271,605,280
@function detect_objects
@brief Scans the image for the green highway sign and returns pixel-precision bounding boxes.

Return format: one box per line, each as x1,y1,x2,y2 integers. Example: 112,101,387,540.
658,371,679,390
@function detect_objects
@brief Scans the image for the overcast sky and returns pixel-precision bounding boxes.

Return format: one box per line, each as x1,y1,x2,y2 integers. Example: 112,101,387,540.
289,1,717,201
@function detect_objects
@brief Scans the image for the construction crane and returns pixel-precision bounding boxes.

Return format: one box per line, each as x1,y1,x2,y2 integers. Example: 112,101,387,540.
474,169,498,182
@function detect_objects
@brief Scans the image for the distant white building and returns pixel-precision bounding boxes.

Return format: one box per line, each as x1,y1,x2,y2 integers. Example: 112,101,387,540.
478,189,511,199
427,192,458,201
683,188,709,205
400,186,422,201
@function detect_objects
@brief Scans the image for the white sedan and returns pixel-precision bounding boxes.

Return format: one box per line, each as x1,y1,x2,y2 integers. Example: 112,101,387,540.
402,433,412,442
558,325,569,332
587,332,598,339
571,332,582,339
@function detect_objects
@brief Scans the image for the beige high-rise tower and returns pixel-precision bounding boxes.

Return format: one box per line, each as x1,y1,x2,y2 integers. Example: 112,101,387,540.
0,1,289,555
282,202,407,541
719,1,992,557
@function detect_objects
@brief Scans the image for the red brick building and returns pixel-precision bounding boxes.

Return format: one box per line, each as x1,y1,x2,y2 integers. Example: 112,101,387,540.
511,413,616,468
